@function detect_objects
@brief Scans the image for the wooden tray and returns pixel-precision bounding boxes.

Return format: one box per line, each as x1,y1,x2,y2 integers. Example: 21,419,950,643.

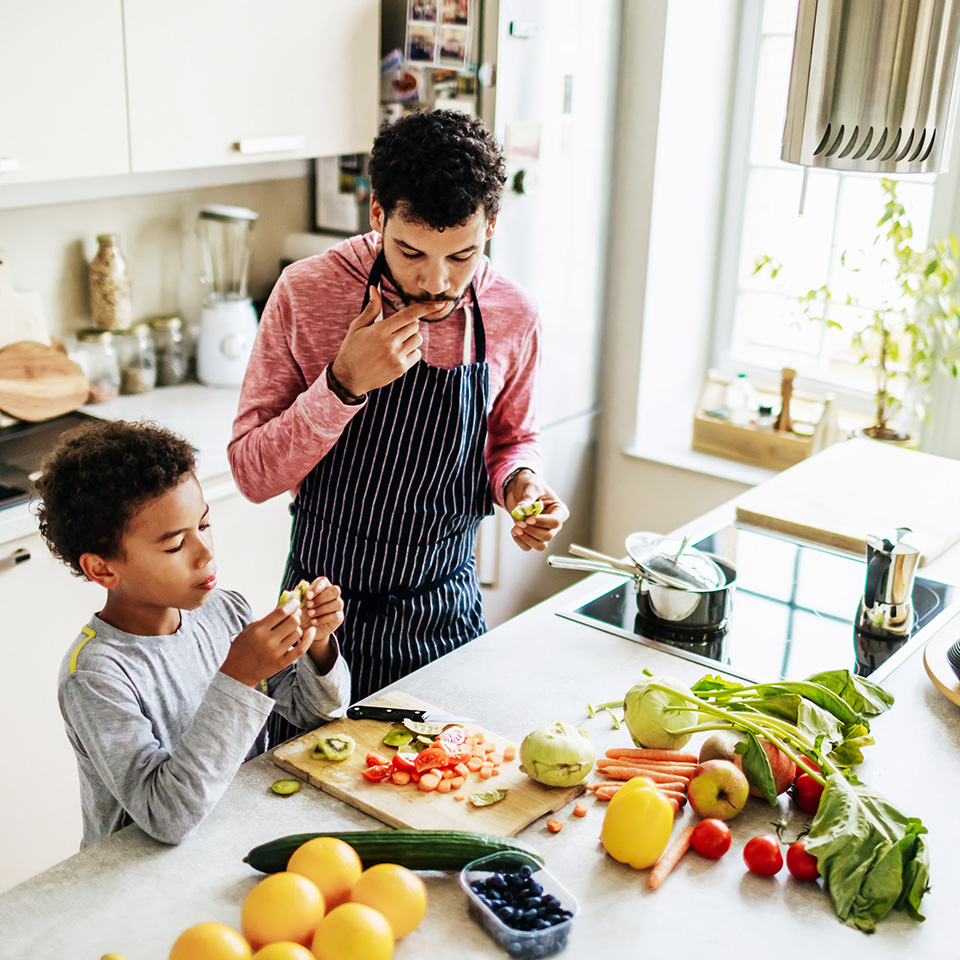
923,628,960,707
273,692,583,836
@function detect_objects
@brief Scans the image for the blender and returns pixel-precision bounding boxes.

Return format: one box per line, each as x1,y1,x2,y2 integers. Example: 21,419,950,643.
195,203,259,387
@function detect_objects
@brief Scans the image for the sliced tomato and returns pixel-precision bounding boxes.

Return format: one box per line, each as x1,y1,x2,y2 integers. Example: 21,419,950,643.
392,752,418,773
414,746,456,772
361,764,392,782
437,727,466,746
365,751,390,767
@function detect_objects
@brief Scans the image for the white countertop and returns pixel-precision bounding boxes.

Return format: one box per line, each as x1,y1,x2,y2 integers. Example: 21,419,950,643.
0,383,241,545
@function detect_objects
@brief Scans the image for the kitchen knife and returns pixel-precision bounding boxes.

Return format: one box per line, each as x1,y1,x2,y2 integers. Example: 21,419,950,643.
346,705,475,724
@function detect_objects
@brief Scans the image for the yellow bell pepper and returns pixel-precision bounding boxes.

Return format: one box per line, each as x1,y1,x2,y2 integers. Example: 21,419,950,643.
600,776,674,869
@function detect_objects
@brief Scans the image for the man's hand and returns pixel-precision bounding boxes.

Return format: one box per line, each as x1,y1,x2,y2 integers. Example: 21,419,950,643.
330,286,442,397
302,576,344,640
220,599,316,687
504,469,570,552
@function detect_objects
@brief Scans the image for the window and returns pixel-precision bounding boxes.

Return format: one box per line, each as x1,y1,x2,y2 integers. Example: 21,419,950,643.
713,0,942,421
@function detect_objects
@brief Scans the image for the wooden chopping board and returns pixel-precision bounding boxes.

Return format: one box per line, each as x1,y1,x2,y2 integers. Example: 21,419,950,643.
0,340,89,422
734,438,960,566
274,692,584,836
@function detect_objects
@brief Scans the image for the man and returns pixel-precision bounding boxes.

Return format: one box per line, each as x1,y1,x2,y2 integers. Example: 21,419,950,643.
229,109,568,709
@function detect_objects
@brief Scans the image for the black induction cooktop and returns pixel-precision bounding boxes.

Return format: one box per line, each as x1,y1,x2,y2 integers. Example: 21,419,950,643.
559,525,959,684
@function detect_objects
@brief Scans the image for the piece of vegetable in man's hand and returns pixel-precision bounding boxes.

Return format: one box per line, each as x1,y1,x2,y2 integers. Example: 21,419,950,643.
510,499,544,521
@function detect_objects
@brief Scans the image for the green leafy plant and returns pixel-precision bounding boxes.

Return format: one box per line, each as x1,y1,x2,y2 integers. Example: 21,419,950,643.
755,178,960,440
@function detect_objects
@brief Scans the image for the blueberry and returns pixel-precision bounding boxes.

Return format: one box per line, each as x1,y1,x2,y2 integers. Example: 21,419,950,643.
518,865,533,879
488,873,507,891
534,918,552,930
496,905,516,922
541,894,559,909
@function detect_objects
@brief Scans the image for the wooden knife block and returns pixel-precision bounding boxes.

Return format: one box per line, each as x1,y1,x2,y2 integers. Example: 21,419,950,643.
692,371,839,471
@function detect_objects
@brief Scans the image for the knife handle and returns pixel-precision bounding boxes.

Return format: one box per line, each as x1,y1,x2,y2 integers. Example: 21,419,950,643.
346,705,424,722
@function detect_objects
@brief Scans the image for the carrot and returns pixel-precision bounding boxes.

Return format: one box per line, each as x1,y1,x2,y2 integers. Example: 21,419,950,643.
647,825,695,891
437,778,453,794
418,773,441,792
455,762,470,778
441,768,457,780
594,764,689,785
657,789,687,806
584,783,600,792
573,802,588,818
484,742,497,754
450,776,464,789
390,770,411,786
491,766,501,776
593,785,679,814
596,758,697,776
503,745,517,761
489,752,503,765
605,748,698,764
454,793,466,801
467,757,484,772
473,732,485,744
546,819,563,833
478,766,493,780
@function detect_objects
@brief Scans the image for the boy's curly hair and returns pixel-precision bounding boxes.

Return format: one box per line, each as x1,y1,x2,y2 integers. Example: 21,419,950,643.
35,419,196,578
368,109,507,228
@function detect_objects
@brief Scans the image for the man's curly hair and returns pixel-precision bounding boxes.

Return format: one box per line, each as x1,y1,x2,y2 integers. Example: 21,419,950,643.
35,420,196,578
368,109,507,228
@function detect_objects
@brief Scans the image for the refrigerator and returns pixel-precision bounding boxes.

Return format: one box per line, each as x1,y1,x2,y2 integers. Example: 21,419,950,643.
375,0,621,625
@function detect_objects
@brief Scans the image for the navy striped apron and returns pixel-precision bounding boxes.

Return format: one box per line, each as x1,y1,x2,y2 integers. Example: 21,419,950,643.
266,251,493,745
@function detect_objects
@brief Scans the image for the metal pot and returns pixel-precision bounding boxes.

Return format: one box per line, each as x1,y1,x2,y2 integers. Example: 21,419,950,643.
548,538,737,632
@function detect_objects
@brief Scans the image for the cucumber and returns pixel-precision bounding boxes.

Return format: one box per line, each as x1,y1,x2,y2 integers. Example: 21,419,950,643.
243,829,544,874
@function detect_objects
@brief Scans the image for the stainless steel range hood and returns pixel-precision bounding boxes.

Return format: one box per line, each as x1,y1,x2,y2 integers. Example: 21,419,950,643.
782,0,960,174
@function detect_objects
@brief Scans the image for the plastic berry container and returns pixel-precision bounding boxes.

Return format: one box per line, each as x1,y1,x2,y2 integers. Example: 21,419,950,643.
459,851,579,959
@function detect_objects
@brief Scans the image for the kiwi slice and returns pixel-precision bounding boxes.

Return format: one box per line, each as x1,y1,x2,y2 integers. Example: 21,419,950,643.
312,733,356,762
277,579,311,608
271,778,302,796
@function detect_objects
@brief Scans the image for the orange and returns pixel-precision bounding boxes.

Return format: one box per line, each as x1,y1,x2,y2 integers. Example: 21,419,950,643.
241,871,326,950
349,863,426,938
311,903,394,960
286,836,363,911
251,944,316,960
168,922,252,960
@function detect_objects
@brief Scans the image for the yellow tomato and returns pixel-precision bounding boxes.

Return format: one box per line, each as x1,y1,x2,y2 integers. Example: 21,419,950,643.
251,943,316,960
241,872,326,950
311,903,394,960
600,776,673,869
286,836,363,911
349,863,426,938
168,922,252,960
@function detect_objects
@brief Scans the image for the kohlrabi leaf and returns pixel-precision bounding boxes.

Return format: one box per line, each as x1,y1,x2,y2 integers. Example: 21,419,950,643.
737,731,777,805
805,669,895,717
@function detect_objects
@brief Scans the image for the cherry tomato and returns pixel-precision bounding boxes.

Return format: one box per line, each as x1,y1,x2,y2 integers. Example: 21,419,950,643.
743,834,784,876
414,747,455,772
786,839,820,882
690,818,733,860
391,752,417,773
361,764,392,782
793,773,825,815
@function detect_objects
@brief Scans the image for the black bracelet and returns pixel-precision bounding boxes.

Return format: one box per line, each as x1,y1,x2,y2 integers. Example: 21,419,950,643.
326,364,366,405
502,466,535,500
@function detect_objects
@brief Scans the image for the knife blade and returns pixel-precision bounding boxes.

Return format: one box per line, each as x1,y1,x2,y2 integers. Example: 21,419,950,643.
346,705,475,724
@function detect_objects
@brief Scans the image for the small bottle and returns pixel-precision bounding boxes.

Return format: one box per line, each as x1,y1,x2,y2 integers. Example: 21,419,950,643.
74,329,121,403
754,404,775,430
114,323,157,394
89,233,132,331
726,373,755,426
150,315,188,386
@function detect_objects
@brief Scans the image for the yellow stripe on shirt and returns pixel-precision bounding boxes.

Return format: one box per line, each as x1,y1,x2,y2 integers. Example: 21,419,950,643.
69,625,97,673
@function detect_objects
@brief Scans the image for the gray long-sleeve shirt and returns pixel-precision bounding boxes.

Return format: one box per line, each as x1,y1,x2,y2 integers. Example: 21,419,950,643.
58,588,350,847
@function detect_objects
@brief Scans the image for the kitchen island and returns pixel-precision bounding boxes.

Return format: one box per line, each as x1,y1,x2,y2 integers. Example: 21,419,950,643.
3,490,960,959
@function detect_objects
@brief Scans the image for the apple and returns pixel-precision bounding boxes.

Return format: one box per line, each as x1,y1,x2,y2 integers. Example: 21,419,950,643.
687,759,750,821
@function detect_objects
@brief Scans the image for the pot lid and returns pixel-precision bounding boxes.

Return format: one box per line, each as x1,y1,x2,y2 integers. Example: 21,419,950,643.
625,532,725,591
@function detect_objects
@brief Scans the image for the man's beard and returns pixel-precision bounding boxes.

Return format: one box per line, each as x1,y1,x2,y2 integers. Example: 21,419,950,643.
382,262,467,322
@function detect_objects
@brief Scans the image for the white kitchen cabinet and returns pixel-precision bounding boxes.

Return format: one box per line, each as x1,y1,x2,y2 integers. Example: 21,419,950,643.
0,2,129,185
123,0,380,173
0,481,292,894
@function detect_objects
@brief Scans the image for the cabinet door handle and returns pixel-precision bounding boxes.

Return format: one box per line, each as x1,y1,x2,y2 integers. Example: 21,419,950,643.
0,157,20,175
232,136,306,155
0,547,30,572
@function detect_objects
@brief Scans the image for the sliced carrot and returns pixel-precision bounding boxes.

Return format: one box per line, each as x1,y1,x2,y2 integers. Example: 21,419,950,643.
450,776,464,789
467,757,484,772
409,770,421,784
488,752,503,765
455,762,470,778
390,770,412,786
478,766,493,780
418,773,441,792
502,745,517,762
491,767,501,776
437,778,453,794
473,732,485,744
546,818,563,833
605,748,698,764
484,742,497,754
648,825,695,891
573,802,588,817
454,793,466,801
441,768,457,780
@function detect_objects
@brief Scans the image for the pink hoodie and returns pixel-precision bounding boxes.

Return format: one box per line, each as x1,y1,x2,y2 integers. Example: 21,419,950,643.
228,232,542,506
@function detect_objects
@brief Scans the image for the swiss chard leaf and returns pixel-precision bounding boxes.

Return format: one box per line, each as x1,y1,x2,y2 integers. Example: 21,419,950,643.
805,670,895,717
804,774,929,933
736,731,776,805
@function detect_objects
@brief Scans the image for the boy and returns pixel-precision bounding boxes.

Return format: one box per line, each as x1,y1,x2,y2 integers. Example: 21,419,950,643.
36,419,350,847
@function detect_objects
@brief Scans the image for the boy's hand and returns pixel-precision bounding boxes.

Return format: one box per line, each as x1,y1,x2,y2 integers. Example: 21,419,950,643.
302,576,344,639
220,598,316,688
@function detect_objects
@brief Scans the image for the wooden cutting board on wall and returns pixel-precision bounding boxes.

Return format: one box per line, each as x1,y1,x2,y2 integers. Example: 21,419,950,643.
734,438,960,566
274,692,583,836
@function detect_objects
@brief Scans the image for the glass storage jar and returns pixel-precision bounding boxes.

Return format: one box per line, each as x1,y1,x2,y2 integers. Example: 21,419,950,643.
114,323,157,395
74,329,121,404
149,315,188,386
89,233,132,331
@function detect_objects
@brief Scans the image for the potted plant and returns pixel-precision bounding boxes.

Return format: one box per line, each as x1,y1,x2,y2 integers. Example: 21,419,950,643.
755,178,960,444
